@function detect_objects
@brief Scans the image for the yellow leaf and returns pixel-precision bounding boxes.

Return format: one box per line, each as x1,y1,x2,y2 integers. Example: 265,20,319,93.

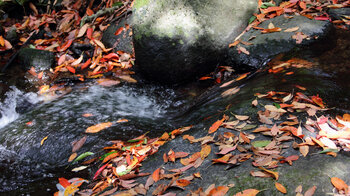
258,166,279,180
40,136,48,146
86,122,113,133
68,153,77,162
275,182,287,194
200,145,211,160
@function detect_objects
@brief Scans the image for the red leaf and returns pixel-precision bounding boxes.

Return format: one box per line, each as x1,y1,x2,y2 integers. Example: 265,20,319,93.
209,116,226,134
81,58,91,70
58,39,73,52
66,66,76,74
59,177,71,188
93,163,108,180
87,28,93,40
114,27,125,36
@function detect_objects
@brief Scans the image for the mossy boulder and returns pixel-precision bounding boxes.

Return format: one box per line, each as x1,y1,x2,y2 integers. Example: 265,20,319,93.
226,15,333,72
132,0,258,84
17,48,55,71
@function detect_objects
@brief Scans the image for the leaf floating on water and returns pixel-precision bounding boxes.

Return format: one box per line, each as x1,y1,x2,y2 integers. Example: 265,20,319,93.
40,136,48,146
234,189,260,196
275,182,287,194
86,122,113,133
221,87,240,97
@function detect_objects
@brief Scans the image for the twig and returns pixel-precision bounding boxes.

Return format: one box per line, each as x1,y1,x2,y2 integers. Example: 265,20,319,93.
80,5,123,27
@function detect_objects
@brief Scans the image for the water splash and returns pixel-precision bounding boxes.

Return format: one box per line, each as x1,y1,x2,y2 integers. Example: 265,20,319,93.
0,87,40,129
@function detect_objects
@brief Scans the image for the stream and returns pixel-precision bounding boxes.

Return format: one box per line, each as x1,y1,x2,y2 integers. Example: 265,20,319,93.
0,29,349,195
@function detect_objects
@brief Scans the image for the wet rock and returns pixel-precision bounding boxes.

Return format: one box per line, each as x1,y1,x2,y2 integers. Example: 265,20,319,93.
17,48,55,71
5,26,18,45
328,7,350,21
132,0,258,84
101,18,133,54
226,15,333,72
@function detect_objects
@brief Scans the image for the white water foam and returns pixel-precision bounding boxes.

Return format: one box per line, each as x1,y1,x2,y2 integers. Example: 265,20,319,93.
0,87,40,129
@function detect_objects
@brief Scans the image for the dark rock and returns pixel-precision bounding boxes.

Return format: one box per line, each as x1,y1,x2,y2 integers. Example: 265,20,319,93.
5,26,18,45
226,15,333,71
101,18,133,54
328,7,350,20
17,48,55,71
132,0,258,84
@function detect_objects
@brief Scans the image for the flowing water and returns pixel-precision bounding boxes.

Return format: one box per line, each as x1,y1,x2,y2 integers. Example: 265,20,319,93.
0,30,349,195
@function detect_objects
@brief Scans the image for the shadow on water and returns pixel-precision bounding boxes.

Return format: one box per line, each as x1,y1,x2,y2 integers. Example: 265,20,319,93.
0,29,349,195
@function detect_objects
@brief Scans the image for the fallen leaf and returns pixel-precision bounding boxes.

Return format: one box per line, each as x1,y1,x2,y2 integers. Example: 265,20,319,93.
77,24,89,38
86,122,113,133
176,179,191,187
68,153,77,162
304,186,316,196
252,99,258,107
261,27,282,33
221,87,240,97
82,113,93,117
284,26,299,32
40,136,48,146
208,186,229,196
275,182,287,194
259,167,279,180
209,116,226,134
234,189,260,196
119,75,137,83
331,177,348,193
72,166,88,172
72,136,87,152
152,168,161,182
299,145,309,157
200,145,211,160
114,27,125,36
235,115,249,121
237,45,250,55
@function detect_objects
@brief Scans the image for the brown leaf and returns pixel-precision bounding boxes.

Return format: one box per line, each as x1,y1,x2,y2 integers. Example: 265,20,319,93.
275,182,287,194
252,99,258,107
86,122,113,133
72,136,87,152
299,145,309,157
221,87,240,97
237,45,250,55
235,115,249,121
284,27,299,32
331,177,348,192
68,153,77,162
234,189,260,196
259,167,279,180
152,168,160,182
119,75,137,83
77,24,89,38
261,27,282,33
304,186,316,196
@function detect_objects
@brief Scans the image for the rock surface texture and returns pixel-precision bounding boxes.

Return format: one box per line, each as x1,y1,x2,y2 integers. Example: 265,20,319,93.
17,48,55,71
132,0,258,83
226,15,333,72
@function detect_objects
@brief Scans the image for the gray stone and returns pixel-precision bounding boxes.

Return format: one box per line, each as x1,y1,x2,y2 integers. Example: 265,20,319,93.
5,26,18,45
101,18,133,54
226,15,333,71
17,48,55,71
132,0,258,84
328,7,350,20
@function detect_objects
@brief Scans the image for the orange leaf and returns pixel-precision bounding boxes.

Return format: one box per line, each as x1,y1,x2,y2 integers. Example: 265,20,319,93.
234,189,260,196
0,35,4,46
58,39,73,52
209,116,225,134
87,28,93,40
199,76,212,80
81,58,91,70
176,179,191,187
299,145,309,157
208,186,229,196
200,145,211,160
114,27,125,36
261,27,282,34
311,95,325,108
82,113,93,117
37,71,44,79
66,66,76,74
275,182,287,194
299,1,306,10
59,177,71,188
331,177,348,192
152,168,160,182
304,185,316,196
85,122,113,133
259,167,279,180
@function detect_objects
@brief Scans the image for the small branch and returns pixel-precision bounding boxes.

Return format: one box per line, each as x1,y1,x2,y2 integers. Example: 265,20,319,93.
80,5,123,27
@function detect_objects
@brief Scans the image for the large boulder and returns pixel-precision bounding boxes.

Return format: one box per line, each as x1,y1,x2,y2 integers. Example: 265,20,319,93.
132,0,258,84
226,15,333,71
17,48,55,71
